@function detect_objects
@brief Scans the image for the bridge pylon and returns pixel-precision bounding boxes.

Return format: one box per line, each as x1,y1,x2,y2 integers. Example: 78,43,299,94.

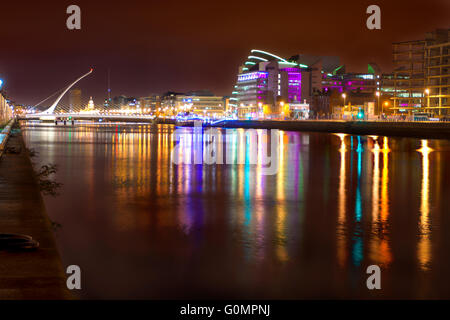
38,68,93,117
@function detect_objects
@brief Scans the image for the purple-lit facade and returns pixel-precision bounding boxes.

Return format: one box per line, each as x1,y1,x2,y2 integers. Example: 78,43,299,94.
234,66,304,117
231,50,307,117
285,69,302,102
322,73,379,94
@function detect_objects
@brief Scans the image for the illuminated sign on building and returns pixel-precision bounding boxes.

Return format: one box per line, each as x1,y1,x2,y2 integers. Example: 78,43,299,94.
358,74,374,80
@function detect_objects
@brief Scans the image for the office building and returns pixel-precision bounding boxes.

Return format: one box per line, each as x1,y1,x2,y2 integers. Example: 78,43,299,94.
139,95,161,113
69,89,82,113
425,29,450,114
161,91,226,117
392,28,450,114
0,92,12,123
231,50,341,118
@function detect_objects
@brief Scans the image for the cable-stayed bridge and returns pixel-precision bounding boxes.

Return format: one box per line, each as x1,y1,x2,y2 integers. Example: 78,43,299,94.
39,69,93,115
22,69,173,123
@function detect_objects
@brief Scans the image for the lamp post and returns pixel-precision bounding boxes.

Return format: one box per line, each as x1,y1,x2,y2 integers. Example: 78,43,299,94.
341,93,346,119
424,88,430,114
376,91,380,116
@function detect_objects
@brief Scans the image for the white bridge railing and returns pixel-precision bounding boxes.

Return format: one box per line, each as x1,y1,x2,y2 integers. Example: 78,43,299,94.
24,113,158,120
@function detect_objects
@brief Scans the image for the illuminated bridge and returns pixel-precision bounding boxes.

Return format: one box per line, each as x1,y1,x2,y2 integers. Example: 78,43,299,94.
22,69,174,124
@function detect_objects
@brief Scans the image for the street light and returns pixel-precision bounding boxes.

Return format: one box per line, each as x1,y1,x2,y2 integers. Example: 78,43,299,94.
375,91,380,114
341,93,346,119
383,101,389,116
279,101,285,119
424,88,430,113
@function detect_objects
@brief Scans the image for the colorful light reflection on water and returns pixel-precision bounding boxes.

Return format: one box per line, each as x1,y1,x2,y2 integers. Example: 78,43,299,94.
22,122,450,299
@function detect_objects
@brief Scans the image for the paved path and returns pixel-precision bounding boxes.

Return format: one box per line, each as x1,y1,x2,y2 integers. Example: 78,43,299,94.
0,129,71,299
207,120,450,139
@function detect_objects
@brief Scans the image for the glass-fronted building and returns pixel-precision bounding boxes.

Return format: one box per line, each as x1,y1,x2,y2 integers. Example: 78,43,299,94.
231,50,308,118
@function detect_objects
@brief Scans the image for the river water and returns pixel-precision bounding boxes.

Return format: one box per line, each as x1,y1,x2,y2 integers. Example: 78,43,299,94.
22,122,450,299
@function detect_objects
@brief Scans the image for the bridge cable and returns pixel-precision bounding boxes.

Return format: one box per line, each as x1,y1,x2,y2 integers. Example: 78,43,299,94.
33,87,66,108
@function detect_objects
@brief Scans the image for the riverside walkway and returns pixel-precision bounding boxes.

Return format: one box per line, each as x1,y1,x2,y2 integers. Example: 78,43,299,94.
206,120,450,139
0,126,70,299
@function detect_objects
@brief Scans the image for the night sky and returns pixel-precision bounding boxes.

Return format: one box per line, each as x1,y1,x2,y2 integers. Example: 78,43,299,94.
0,0,449,106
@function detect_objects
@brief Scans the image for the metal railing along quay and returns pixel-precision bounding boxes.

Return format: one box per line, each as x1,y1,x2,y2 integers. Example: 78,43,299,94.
0,119,15,158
